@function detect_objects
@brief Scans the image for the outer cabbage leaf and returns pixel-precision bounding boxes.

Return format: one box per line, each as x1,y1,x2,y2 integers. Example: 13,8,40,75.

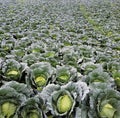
2,81,33,98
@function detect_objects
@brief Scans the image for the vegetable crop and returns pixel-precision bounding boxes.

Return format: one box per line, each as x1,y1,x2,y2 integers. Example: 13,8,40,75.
0,0,120,117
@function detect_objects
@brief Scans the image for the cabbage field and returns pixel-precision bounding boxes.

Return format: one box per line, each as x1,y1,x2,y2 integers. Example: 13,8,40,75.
0,0,120,117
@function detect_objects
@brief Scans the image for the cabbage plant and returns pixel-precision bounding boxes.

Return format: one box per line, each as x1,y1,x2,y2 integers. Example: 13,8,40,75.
41,81,89,117
0,81,35,118
54,65,77,84
1,39,15,55
1,59,24,81
85,67,114,87
14,37,32,49
107,61,120,74
17,95,45,118
80,62,100,75
11,49,25,61
27,62,54,91
113,71,120,89
63,53,78,67
22,54,39,66
45,57,59,67
88,83,120,118
27,43,45,54
0,86,26,118
43,51,56,58
2,81,33,98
